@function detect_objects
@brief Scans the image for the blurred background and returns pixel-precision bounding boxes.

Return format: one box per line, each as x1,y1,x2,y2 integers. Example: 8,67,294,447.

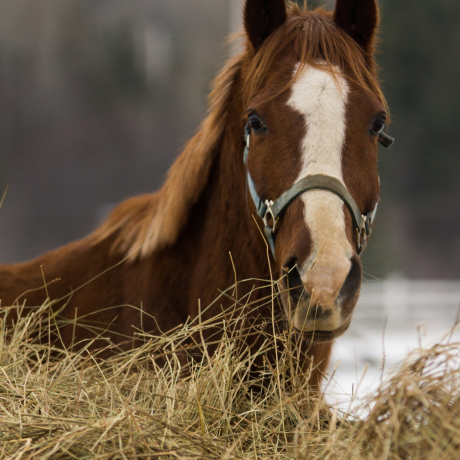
1,0,460,402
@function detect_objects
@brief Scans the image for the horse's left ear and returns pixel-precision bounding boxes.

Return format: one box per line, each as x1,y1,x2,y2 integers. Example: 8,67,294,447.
244,0,287,52
333,0,379,56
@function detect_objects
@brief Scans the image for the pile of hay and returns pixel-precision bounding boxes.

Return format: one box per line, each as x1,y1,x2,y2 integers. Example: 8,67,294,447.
1,293,460,459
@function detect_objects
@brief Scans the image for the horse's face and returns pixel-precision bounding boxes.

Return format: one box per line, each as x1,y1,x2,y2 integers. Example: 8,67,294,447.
243,0,384,342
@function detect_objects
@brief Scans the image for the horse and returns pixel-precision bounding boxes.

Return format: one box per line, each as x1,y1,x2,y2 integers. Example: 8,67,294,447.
0,0,392,388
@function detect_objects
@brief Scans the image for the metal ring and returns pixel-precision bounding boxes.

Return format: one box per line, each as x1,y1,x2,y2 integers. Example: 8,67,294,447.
263,200,279,233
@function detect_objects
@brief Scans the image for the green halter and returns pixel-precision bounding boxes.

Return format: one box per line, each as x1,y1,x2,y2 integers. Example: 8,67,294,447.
243,126,394,259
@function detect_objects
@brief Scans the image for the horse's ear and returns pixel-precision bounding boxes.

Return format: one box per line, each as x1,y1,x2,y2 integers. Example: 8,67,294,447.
333,0,379,56
244,0,287,51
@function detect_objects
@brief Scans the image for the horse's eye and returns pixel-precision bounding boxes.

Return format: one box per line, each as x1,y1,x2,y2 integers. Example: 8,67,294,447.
369,115,386,136
248,112,267,134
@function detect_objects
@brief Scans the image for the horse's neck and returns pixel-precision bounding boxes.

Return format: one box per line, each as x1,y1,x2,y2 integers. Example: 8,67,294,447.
183,106,269,287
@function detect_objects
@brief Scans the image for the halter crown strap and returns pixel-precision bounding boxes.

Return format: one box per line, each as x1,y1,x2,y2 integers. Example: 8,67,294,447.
243,126,268,218
243,126,382,259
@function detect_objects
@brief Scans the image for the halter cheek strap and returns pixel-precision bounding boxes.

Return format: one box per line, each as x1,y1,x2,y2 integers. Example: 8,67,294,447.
243,126,389,259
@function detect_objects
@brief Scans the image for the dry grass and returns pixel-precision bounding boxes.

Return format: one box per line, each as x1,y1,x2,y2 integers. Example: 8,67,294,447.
0,285,460,459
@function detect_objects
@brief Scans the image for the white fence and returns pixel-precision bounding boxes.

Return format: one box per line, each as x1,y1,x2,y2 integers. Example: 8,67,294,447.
358,278,460,323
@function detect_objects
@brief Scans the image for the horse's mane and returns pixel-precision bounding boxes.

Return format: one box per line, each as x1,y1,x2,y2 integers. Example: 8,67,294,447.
92,52,241,258
93,5,385,259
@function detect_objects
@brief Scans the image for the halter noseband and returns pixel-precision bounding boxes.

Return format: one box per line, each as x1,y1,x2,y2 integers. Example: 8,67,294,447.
243,125,394,259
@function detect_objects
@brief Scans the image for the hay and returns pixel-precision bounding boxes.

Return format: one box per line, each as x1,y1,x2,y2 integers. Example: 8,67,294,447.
340,340,460,459
0,285,459,459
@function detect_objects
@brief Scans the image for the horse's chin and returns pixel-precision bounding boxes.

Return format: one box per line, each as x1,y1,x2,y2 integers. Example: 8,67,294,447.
292,318,351,343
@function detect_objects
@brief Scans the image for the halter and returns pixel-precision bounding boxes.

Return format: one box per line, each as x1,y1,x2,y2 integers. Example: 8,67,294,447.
243,125,394,259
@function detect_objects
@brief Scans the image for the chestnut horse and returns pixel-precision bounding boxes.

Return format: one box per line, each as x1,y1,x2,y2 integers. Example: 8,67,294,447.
1,0,392,386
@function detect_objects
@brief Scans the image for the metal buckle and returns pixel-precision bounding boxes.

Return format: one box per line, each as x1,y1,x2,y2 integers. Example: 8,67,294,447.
263,200,279,233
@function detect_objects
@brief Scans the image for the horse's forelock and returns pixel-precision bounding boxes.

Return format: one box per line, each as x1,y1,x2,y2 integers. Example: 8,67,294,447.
243,7,387,115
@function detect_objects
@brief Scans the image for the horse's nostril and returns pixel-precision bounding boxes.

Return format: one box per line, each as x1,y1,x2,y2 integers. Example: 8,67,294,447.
338,254,363,315
283,258,306,305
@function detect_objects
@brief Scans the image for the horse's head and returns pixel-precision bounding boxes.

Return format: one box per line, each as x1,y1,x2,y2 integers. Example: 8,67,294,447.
241,0,390,342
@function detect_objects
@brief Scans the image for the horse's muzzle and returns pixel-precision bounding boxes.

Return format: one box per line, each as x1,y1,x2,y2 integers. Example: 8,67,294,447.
281,254,362,340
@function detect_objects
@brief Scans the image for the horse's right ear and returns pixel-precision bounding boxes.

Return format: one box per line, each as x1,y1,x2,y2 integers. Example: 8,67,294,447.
244,0,287,52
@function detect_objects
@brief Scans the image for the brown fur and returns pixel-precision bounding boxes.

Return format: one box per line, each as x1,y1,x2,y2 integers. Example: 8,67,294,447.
0,1,385,388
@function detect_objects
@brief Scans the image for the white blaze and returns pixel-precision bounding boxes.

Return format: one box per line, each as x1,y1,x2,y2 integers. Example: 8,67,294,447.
287,64,353,271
